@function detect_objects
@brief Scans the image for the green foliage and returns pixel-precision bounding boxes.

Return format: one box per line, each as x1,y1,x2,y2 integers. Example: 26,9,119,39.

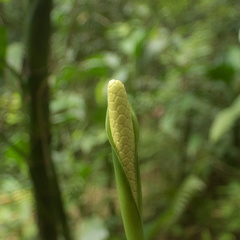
146,175,205,239
210,95,240,142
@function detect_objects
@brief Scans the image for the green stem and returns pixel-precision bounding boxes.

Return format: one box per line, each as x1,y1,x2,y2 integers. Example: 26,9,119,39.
112,150,145,240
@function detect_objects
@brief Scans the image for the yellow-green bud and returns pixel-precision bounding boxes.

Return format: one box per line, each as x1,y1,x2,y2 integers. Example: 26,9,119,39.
108,80,138,204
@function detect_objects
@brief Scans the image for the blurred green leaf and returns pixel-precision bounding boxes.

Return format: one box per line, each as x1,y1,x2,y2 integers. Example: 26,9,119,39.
219,234,235,240
207,63,235,83
145,28,170,61
226,46,240,70
95,79,107,107
76,216,109,240
77,52,121,79
120,28,147,57
4,134,29,172
56,65,81,86
210,95,240,142
6,42,24,73
51,92,86,124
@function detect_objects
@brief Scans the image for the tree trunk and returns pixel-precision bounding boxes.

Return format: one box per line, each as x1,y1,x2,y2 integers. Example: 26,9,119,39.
24,0,71,239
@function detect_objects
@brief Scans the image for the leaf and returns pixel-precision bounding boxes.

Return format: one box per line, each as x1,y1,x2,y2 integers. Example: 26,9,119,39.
94,78,108,107
6,42,24,73
78,52,120,79
210,95,240,142
120,28,147,58
226,46,240,70
207,63,235,83
4,134,29,172
77,216,109,240
51,92,85,124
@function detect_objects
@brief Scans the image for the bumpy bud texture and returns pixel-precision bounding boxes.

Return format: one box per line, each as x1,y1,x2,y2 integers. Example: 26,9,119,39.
108,80,138,204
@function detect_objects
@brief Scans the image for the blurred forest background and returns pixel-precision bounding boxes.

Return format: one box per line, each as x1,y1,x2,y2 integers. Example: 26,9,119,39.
1,0,240,240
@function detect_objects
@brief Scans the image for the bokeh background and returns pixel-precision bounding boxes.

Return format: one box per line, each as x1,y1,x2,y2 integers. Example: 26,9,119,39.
1,0,240,239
